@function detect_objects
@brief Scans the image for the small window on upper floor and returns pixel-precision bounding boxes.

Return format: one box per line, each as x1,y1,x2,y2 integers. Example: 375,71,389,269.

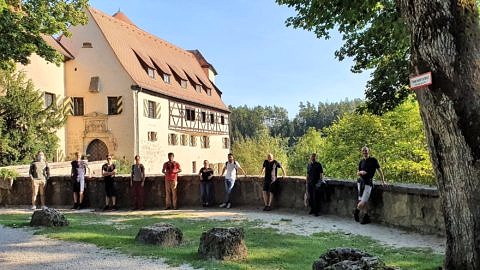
210,113,215,124
180,134,188,146
44,92,55,108
148,131,157,142
190,135,197,147
221,115,225,125
223,137,230,149
201,111,206,123
82,42,93,48
195,84,202,93
147,100,156,118
180,79,187,89
147,67,155,78
108,96,123,115
73,97,84,116
168,133,178,145
206,88,212,96
185,108,195,121
163,73,170,84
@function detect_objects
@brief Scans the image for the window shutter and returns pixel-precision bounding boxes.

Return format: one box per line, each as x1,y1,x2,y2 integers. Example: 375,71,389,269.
143,99,148,117
168,134,172,145
206,136,210,148
155,102,161,119
63,97,73,115
116,96,123,114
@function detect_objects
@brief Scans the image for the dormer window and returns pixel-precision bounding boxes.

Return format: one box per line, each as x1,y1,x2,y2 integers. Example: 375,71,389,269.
195,84,202,93
206,88,212,96
163,73,170,84
147,67,155,78
82,42,93,48
180,79,187,89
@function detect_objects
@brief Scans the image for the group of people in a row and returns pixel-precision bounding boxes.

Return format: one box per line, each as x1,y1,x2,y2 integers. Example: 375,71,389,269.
29,146,384,224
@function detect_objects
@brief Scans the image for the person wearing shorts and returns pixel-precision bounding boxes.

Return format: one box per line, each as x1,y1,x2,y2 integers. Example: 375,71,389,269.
355,146,385,224
102,154,117,211
260,153,285,211
71,152,89,210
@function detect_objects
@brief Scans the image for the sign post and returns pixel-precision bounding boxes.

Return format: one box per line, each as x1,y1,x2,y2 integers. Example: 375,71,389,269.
409,72,432,90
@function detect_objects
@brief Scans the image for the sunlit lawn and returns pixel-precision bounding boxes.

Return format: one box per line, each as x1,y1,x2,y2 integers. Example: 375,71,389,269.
0,212,443,270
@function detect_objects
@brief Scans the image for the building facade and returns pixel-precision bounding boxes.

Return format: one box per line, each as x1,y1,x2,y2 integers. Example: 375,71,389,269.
20,8,230,174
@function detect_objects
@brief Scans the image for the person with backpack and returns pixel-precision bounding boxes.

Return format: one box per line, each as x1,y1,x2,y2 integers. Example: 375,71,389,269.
29,151,50,210
220,153,246,209
130,155,145,210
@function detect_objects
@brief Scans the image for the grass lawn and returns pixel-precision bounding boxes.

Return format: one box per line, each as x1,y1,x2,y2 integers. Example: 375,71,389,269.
0,212,443,270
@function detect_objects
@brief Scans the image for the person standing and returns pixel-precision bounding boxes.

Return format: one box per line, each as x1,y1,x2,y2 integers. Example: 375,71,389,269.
305,153,324,216
220,153,246,209
260,153,286,211
162,152,181,210
102,154,117,211
355,146,386,224
29,151,50,210
198,160,214,207
71,152,89,210
130,155,145,210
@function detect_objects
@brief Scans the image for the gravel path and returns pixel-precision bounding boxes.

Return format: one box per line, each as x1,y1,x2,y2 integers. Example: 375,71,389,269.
0,207,445,269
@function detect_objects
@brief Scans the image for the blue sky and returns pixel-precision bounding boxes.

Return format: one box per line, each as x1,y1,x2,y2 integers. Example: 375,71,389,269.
89,0,370,118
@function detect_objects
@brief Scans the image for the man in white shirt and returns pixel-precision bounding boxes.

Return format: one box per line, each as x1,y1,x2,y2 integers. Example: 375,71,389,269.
220,153,246,209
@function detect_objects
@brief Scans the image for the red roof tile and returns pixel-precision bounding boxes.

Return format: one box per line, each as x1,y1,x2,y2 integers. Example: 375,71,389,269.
88,8,228,112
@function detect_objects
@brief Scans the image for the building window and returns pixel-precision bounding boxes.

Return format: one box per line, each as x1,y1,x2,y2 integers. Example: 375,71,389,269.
180,134,188,146
201,111,206,123
180,79,187,89
163,73,170,84
189,135,197,147
168,133,178,145
44,92,55,108
223,137,230,149
73,97,84,116
192,161,197,173
108,96,122,115
147,67,155,78
82,42,93,48
206,88,212,96
195,84,202,93
148,100,156,118
210,113,215,124
221,115,225,125
200,136,210,149
185,108,195,121
148,131,157,141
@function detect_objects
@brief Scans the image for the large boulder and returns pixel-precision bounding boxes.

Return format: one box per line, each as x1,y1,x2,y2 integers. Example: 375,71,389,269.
135,223,182,246
313,248,397,270
198,227,247,261
30,208,69,227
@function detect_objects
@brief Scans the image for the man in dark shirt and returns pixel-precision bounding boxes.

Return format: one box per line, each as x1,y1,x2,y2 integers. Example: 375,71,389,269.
355,146,386,224
306,153,324,216
102,154,117,211
260,153,286,211
198,160,214,207
71,152,89,210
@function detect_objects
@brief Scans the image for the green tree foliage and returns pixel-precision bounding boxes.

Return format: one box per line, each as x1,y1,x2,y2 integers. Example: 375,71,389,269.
292,98,362,137
231,129,289,176
0,0,89,70
287,127,324,176
276,0,411,114
0,69,65,165
318,98,434,184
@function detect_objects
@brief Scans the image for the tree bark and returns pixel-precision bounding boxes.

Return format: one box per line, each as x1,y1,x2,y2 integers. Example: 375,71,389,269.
396,0,480,269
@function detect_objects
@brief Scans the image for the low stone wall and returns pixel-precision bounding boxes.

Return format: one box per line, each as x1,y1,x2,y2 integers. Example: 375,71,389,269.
2,176,444,235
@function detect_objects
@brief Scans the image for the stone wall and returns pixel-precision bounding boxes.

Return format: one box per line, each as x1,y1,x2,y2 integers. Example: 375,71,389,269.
2,176,444,235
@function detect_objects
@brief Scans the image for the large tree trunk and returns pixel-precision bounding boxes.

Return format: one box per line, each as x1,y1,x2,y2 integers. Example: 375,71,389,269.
396,0,480,269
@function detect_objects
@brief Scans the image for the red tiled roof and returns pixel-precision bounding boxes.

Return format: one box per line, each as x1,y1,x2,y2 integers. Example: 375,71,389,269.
42,35,74,60
88,8,228,112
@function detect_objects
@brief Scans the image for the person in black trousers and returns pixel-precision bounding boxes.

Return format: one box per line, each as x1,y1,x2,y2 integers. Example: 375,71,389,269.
305,153,324,216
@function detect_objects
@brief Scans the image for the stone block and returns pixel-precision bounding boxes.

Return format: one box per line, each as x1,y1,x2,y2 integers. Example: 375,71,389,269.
198,227,247,261
135,223,182,246
312,247,397,270
30,208,69,227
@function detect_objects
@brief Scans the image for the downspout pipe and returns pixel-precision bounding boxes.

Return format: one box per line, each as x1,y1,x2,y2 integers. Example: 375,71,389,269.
131,84,142,155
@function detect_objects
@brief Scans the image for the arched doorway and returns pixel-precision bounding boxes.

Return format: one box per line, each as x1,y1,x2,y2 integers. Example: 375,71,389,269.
86,139,109,161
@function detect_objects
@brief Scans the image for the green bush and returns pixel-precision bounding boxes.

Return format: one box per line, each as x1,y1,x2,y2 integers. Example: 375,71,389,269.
0,168,19,180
